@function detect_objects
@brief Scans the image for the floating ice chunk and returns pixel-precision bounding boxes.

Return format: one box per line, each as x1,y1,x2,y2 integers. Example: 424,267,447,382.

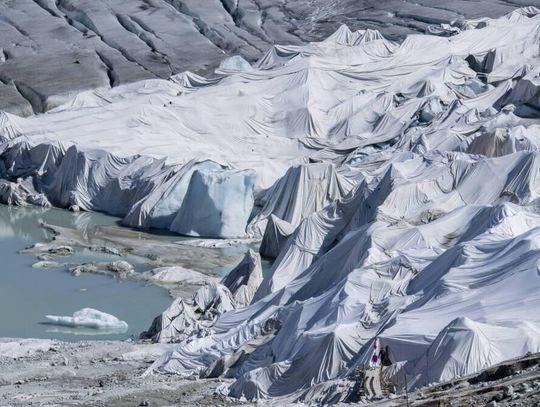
32,260,61,269
44,308,128,331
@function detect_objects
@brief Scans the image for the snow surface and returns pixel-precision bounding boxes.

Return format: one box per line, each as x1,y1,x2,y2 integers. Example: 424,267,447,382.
3,5,540,403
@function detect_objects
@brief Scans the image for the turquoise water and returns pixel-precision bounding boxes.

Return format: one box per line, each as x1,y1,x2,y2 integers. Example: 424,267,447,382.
0,205,171,341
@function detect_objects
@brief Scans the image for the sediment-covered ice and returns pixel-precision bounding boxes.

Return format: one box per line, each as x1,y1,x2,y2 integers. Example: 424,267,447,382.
4,6,540,403
3,0,523,117
0,339,56,358
45,308,128,332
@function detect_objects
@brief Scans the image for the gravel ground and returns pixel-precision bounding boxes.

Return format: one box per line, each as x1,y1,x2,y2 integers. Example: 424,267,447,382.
2,339,540,406
0,338,252,407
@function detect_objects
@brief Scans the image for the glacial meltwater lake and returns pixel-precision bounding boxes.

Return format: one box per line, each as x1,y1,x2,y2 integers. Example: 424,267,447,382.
0,204,172,341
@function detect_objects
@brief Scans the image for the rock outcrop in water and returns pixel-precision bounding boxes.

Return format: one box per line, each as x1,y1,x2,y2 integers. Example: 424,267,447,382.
4,5,540,403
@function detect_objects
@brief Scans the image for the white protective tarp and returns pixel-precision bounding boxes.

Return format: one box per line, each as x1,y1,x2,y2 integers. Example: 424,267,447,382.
142,250,263,343
248,162,354,238
3,7,540,403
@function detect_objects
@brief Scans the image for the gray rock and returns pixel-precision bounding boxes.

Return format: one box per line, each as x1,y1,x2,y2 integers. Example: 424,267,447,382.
503,385,514,398
106,260,133,274
520,383,531,392
48,246,74,256
32,260,62,269
68,205,80,212
70,264,98,277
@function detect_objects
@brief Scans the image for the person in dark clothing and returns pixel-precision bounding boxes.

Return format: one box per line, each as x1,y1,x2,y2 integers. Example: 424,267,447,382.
380,345,392,366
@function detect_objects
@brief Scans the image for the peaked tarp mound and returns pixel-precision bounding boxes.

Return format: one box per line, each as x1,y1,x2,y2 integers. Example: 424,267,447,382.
221,250,263,307
384,317,540,389
4,6,540,404
259,214,296,259
248,162,354,239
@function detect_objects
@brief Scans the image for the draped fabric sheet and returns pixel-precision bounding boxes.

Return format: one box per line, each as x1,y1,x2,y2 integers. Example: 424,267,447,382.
3,6,540,402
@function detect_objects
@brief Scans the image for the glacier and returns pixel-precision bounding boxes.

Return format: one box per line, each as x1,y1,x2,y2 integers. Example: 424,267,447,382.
3,5,540,403
0,0,523,116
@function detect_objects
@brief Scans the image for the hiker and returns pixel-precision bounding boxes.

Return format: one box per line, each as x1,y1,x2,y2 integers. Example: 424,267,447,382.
369,337,381,368
380,345,392,366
